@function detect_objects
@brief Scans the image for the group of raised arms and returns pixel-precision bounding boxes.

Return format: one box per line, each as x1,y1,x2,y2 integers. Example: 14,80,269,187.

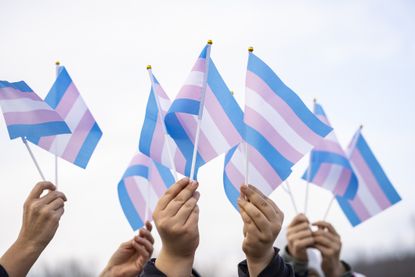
0,178,359,277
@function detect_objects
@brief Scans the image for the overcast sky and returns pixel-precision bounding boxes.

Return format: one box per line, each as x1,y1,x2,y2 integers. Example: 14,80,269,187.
1,0,415,275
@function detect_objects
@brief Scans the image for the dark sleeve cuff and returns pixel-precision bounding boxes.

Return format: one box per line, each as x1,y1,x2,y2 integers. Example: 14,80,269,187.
281,246,308,276
340,260,355,277
238,248,295,277
140,258,200,277
0,265,9,277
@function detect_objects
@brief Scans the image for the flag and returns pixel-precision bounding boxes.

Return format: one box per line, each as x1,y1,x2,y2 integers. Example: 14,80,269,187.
27,67,102,168
336,129,401,226
224,51,332,209
118,152,175,230
302,102,358,199
0,80,71,139
165,43,244,179
139,70,186,174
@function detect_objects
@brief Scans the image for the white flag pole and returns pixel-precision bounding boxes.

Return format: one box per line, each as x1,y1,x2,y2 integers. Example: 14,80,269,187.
54,61,60,188
22,137,46,181
147,66,178,181
283,181,299,214
322,194,335,221
189,40,212,180
244,47,255,185
304,98,317,215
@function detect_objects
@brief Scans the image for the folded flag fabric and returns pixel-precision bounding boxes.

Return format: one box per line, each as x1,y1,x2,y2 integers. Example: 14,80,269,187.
224,51,332,209
0,80,71,139
302,102,358,199
165,43,244,179
27,67,102,168
139,70,186,175
336,128,401,226
118,152,175,230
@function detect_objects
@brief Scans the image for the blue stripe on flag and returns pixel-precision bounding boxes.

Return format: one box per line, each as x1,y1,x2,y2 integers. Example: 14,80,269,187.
336,196,361,227
343,173,359,199
8,121,71,139
314,103,326,116
123,165,149,178
154,162,175,188
223,172,240,211
245,125,293,179
301,151,352,182
139,89,158,155
45,67,72,109
118,180,144,230
0,81,34,92
247,53,332,137
199,45,208,59
207,61,244,136
168,99,200,116
356,135,401,204
74,122,102,168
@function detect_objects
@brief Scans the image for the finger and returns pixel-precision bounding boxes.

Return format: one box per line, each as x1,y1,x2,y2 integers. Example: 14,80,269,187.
312,221,339,236
53,206,65,220
165,181,198,216
238,196,268,233
184,204,199,228
313,229,339,242
238,202,259,234
47,197,65,211
27,181,55,200
132,239,150,258
287,222,311,237
241,185,277,222
289,213,309,227
288,229,313,243
134,236,154,254
120,239,134,250
39,191,67,205
145,221,153,232
156,178,191,211
313,243,331,257
175,191,200,225
293,237,315,250
313,233,338,248
139,227,155,245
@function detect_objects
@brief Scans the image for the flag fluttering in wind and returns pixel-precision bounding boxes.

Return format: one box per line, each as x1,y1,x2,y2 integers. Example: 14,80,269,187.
165,42,244,179
139,68,186,175
0,80,71,139
302,102,358,199
224,49,332,209
118,152,175,230
336,128,401,226
27,67,102,168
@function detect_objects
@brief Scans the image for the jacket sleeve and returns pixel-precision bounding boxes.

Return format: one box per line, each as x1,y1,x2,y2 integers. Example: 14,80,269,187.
0,265,9,277
238,248,297,277
140,258,201,277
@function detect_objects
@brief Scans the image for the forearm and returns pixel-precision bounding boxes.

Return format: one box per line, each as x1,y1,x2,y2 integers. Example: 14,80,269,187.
246,247,274,277
155,248,195,277
0,239,44,277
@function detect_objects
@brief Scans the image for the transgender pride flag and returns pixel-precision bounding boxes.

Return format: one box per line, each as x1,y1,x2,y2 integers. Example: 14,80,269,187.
302,102,358,199
165,43,244,179
0,80,70,139
27,67,102,168
139,69,186,175
224,50,332,209
118,152,175,230
336,129,401,226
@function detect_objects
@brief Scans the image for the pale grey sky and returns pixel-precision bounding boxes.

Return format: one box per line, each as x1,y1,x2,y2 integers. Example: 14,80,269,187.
1,0,414,275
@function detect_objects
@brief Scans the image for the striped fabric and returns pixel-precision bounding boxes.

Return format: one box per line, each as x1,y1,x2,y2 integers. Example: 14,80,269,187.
139,71,186,175
0,80,70,139
336,129,401,226
165,43,244,179
302,102,358,199
27,67,102,168
118,152,175,230
224,52,332,209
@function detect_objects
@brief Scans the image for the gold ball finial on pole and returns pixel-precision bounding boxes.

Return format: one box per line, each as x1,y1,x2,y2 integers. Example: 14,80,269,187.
55,61,60,66
147,65,152,70
248,47,254,52
207,40,213,45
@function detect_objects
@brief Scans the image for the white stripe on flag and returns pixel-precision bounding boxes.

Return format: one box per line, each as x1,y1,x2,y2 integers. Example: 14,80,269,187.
183,71,204,87
201,108,231,155
245,88,313,155
0,98,49,113
64,96,87,128
158,97,171,113
352,167,382,215
134,176,159,213
321,165,343,192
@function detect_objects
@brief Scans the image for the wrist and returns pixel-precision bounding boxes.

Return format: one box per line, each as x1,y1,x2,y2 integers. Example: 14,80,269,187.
155,248,195,277
246,247,275,277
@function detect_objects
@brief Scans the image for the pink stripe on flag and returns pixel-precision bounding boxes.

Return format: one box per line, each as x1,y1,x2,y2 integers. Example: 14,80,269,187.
55,83,79,118
61,110,94,162
131,154,150,167
174,149,187,175
0,88,39,101
351,150,391,209
149,164,169,196
246,71,323,147
244,106,302,163
177,85,202,101
124,177,147,221
4,110,65,125
334,169,351,196
226,161,244,192
248,144,283,190
350,195,371,222
149,121,165,163
312,163,331,185
314,139,345,156
154,84,170,101
192,58,206,72
204,86,242,146
37,135,57,151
